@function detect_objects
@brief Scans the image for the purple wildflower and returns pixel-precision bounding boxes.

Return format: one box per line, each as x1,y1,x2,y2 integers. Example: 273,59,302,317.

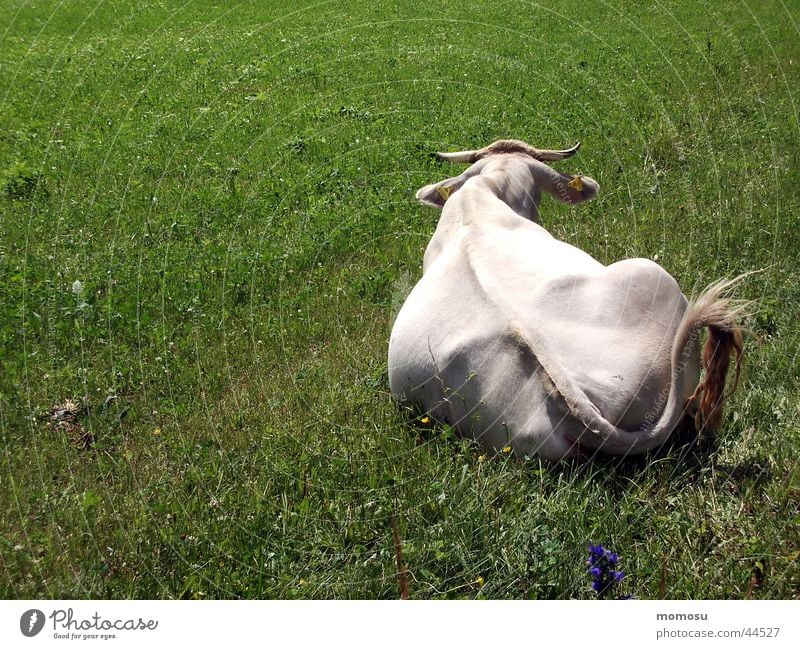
587,543,632,599
589,544,605,559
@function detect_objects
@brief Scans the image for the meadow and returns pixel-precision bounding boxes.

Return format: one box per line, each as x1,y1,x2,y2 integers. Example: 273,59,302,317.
0,0,798,599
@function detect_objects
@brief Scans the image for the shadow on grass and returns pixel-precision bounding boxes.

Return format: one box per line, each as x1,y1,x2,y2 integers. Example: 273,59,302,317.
399,403,773,496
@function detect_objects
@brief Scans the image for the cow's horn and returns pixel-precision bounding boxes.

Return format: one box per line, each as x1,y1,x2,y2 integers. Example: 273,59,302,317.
436,150,479,163
532,142,581,161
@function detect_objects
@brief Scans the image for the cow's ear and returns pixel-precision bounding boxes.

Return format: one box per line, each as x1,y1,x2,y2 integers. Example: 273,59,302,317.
415,177,464,208
415,160,486,209
556,173,600,204
529,159,599,205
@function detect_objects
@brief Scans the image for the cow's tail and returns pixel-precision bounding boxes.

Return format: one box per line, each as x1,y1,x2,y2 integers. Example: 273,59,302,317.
678,277,747,433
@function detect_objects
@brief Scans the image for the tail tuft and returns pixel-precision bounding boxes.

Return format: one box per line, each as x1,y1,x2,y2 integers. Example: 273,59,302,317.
696,324,744,431
686,277,750,432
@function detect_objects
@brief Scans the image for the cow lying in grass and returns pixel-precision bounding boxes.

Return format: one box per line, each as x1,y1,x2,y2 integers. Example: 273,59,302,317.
388,139,745,461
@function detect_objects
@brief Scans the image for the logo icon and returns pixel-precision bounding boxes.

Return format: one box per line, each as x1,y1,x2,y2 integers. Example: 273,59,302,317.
20,609,45,637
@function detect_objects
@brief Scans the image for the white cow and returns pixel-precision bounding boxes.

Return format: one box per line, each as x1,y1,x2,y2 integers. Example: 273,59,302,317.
388,139,744,461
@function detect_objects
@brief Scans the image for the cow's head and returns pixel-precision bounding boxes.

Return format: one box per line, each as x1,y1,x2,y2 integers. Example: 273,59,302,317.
415,139,599,222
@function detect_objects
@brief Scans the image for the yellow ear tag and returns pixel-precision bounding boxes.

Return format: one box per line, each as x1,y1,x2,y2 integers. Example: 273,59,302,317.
567,175,583,191
436,184,454,201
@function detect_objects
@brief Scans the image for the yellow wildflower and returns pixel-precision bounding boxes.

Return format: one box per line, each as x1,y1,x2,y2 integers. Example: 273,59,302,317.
502,445,512,454
420,416,431,425
475,575,485,587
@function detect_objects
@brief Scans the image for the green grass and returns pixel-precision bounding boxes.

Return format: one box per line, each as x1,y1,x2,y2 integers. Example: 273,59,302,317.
1,0,798,599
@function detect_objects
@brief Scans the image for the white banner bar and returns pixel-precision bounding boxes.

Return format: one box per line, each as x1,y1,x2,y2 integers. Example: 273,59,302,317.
2,600,798,648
